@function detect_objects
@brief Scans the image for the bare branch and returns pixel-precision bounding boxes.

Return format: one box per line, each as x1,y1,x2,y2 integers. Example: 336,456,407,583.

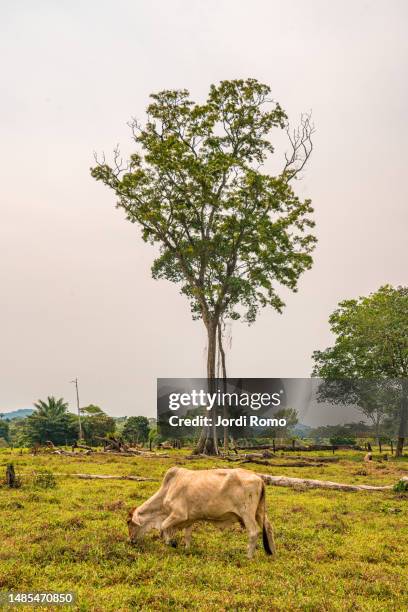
93,147,129,177
282,112,315,181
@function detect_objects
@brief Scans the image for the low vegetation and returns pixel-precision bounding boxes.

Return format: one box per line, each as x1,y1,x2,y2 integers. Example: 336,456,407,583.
0,448,407,611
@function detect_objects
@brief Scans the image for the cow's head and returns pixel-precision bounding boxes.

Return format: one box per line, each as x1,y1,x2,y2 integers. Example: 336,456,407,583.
127,507,144,542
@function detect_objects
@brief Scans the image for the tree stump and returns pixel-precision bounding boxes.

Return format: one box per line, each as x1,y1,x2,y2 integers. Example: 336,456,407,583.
6,463,18,488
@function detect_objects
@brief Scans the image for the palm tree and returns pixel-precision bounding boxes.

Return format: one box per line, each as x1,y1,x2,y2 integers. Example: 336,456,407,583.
26,396,76,445
33,396,68,418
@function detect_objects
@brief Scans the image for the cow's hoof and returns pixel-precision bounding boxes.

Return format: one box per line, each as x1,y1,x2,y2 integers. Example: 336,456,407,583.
169,539,178,548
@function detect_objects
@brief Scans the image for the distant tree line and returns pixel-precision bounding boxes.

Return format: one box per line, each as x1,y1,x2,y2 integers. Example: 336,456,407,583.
0,398,153,448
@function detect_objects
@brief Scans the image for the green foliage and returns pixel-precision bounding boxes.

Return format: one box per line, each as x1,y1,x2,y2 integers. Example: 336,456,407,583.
0,418,9,442
91,79,316,327
329,435,357,446
147,425,161,448
25,397,77,445
393,479,408,492
311,422,369,444
312,285,408,379
32,469,57,489
312,286,408,440
81,405,104,416
7,419,28,447
122,416,150,444
80,406,116,445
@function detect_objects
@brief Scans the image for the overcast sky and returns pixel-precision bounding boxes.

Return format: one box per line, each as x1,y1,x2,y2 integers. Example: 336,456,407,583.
1,0,407,417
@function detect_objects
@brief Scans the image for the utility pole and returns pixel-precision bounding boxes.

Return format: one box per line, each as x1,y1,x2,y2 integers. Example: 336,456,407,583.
70,377,83,440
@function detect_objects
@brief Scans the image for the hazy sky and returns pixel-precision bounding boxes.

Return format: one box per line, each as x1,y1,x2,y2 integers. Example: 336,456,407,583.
1,0,407,417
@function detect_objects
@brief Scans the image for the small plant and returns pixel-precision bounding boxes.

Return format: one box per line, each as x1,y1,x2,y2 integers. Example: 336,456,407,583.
33,469,57,489
393,479,408,493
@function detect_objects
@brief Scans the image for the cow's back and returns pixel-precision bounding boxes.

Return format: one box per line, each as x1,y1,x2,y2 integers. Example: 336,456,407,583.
162,467,263,521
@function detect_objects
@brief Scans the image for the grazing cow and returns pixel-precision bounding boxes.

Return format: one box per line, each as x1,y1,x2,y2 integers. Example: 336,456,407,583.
127,467,275,558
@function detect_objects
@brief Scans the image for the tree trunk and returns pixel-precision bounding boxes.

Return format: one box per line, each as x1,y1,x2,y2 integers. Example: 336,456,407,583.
6,463,18,488
375,418,381,448
396,381,407,457
193,320,219,455
396,437,405,457
218,321,229,452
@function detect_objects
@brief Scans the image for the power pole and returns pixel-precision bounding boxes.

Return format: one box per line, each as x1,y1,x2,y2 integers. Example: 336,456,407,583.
70,377,83,440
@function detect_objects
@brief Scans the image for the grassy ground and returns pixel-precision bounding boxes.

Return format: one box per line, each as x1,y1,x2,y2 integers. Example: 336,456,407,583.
0,448,407,611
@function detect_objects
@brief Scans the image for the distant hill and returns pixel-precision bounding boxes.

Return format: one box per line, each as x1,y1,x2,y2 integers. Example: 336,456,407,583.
1,409,34,420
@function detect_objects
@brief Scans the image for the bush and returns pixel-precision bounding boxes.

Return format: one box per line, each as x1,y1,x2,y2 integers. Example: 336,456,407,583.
329,436,356,446
393,479,408,493
33,469,57,489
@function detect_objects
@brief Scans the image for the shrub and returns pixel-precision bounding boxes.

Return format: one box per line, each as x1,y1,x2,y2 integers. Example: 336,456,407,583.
33,469,57,489
393,479,408,493
329,436,356,446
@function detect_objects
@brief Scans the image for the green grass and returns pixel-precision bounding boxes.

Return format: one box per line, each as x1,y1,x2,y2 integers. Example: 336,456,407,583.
0,449,407,611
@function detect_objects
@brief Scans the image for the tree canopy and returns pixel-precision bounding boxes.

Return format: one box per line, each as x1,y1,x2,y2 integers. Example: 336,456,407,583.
25,396,77,445
312,285,408,378
80,405,115,445
92,79,315,332
312,285,408,455
122,416,150,444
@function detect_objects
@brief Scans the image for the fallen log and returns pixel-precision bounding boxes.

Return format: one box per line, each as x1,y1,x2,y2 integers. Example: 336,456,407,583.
49,449,169,458
104,450,140,456
103,451,170,458
52,449,93,456
240,458,325,468
258,474,393,492
74,443,94,451
55,473,158,482
96,435,130,452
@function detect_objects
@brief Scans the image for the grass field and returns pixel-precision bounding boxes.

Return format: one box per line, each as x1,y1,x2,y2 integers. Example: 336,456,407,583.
0,448,407,611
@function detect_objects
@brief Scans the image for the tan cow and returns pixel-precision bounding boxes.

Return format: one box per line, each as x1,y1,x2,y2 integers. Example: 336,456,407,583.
127,467,275,558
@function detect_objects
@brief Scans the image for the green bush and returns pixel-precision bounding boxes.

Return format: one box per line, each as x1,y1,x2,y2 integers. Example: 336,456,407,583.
32,469,57,489
393,479,408,493
329,436,356,446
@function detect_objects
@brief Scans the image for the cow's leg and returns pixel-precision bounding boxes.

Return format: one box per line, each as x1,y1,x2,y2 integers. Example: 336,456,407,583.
160,514,183,548
243,516,260,559
184,525,193,550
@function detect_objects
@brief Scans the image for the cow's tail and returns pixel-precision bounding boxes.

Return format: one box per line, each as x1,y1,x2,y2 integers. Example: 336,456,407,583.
256,480,276,557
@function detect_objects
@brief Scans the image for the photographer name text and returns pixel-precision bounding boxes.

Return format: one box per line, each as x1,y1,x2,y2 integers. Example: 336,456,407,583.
168,415,287,427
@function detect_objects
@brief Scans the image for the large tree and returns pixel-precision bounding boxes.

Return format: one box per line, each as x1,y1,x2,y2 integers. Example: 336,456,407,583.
312,285,408,456
80,405,116,445
122,416,150,445
25,396,77,445
91,79,316,454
